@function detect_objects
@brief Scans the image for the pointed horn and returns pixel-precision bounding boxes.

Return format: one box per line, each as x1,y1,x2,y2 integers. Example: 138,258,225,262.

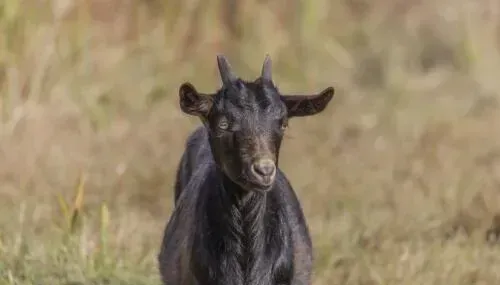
217,54,237,86
261,54,272,81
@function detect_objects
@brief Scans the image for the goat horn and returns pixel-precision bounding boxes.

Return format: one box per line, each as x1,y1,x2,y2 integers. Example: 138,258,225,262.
261,54,272,81
216,54,237,86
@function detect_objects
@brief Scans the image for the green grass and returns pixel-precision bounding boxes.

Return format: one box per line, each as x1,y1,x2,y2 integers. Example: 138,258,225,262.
2,0,500,284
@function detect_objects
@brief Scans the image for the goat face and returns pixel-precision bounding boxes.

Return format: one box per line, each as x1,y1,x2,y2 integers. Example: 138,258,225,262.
178,55,335,192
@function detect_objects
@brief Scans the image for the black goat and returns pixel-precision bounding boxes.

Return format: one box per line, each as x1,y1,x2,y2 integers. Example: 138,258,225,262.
158,55,335,285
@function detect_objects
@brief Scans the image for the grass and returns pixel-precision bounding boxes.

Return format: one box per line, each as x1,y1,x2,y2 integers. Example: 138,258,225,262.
2,0,500,284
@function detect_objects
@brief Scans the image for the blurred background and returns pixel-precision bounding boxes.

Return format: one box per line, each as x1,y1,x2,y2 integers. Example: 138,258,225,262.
1,0,500,284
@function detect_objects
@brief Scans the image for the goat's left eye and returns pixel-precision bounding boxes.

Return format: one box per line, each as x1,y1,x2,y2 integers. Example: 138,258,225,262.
280,119,288,131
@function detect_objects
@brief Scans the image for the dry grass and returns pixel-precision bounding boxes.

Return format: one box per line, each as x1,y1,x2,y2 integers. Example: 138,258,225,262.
2,0,500,284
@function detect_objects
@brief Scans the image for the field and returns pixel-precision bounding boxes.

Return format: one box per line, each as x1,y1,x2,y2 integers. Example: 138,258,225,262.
2,0,500,284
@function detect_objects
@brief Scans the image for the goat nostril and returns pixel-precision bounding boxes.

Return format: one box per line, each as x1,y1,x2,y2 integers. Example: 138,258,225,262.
252,159,276,177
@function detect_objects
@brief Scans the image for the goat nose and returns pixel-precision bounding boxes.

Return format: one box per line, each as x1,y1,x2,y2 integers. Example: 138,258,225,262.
251,159,276,178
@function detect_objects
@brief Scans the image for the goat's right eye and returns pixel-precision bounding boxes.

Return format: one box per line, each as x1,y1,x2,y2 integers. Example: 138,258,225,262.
218,117,229,130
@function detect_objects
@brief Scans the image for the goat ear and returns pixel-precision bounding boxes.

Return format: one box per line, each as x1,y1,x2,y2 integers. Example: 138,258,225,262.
179,82,213,117
281,87,335,118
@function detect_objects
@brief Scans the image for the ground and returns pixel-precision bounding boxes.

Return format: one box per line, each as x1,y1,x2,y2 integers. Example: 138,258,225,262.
1,0,500,284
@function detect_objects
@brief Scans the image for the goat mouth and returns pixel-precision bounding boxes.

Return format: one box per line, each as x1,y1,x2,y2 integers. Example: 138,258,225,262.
225,167,275,192
243,178,275,192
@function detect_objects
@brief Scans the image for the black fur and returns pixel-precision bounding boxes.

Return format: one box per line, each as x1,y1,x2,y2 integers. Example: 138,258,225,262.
158,55,335,285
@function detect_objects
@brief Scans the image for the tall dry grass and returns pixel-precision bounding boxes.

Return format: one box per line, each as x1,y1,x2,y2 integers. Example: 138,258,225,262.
2,0,500,284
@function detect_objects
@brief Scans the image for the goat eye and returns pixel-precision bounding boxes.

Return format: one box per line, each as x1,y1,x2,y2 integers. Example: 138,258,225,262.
218,117,229,130
280,119,288,131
